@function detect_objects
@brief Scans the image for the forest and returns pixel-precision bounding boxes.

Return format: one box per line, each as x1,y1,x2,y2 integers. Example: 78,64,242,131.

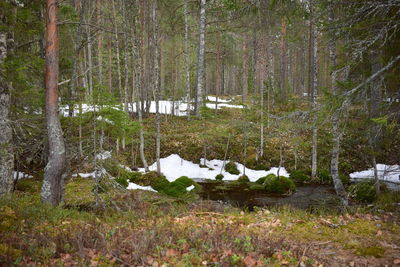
0,0,400,265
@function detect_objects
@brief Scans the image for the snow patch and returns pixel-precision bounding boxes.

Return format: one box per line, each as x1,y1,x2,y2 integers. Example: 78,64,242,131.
127,183,157,192
207,96,232,103
186,185,195,191
60,97,243,117
350,164,400,184
139,154,289,182
72,168,107,179
13,171,33,180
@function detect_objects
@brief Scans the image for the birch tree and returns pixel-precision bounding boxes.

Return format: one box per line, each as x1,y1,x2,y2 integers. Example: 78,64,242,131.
195,0,207,117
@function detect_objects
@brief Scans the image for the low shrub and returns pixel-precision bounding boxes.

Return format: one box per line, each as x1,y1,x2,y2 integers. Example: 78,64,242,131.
237,175,249,183
215,174,224,181
349,180,388,203
225,161,240,175
318,169,331,184
263,174,296,194
289,170,310,184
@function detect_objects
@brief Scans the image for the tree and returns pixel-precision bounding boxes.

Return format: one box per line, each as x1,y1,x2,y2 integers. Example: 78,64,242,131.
194,0,207,117
41,0,67,206
0,27,14,195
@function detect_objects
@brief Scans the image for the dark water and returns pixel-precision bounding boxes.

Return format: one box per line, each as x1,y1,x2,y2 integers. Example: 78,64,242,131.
196,180,340,211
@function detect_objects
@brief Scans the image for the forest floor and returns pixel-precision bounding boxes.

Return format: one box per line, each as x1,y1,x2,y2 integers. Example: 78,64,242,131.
1,177,400,266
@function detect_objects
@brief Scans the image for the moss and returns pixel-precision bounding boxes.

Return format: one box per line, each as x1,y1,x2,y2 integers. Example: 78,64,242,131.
255,177,266,184
103,160,141,182
225,161,240,175
263,174,296,194
115,177,129,188
15,179,41,193
237,175,249,183
289,170,310,184
356,246,385,258
249,183,264,190
160,176,201,198
215,174,224,181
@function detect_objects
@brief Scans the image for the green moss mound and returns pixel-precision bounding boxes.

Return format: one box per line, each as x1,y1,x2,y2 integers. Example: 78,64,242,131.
289,170,310,184
255,177,266,184
159,176,201,198
115,177,129,188
263,174,296,194
237,175,249,183
225,161,240,175
215,174,224,181
249,183,264,190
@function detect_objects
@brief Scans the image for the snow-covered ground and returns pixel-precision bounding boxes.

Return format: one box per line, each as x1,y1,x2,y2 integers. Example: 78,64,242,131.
139,154,289,182
60,97,243,117
350,164,400,185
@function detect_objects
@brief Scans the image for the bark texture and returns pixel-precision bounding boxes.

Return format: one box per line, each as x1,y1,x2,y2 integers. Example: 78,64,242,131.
0,31,14,195
195,0,206,117
328,2,348,207
41,0,67,206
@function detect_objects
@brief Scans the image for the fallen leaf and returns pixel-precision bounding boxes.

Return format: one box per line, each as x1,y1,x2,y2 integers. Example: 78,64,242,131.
244,255,257,267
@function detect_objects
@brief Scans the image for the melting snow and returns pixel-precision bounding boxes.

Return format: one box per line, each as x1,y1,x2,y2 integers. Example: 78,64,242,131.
207,96,232,103
13,171,33,180
186,185,195,191
350,164,400,184
127,183,157,192
96,151,112,160
139,154,289,182
60,97,243,117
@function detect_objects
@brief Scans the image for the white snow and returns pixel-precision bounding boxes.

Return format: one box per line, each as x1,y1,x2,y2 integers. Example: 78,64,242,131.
127,183,157,192
72,168,107,179
13,171,33,180
139,154,289,182
186,185,195,191
350,164,400,184
60,97,244,117
207,96,232,103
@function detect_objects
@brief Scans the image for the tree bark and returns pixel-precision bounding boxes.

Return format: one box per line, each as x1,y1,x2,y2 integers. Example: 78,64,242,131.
329,1,348,207
280,17,287,101
242,39,248,103
309,0,318,178
0,31,14,195
184,0,191,118
41,0,67,206
152,0,161,174
195,0,206,117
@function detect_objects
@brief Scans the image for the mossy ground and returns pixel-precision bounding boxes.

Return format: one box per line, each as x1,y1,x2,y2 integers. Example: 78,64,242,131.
1,178,399,266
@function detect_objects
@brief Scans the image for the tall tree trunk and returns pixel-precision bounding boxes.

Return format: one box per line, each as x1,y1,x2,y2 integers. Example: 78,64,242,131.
242,39,248,103
112,0,123,99
41,0,67,206
328,1,348,206
280,17,287,101
195,0,206,117
184,0,191,118
309,0,318,178
152,0,161,174
136,0,149,171
0,31,14,195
